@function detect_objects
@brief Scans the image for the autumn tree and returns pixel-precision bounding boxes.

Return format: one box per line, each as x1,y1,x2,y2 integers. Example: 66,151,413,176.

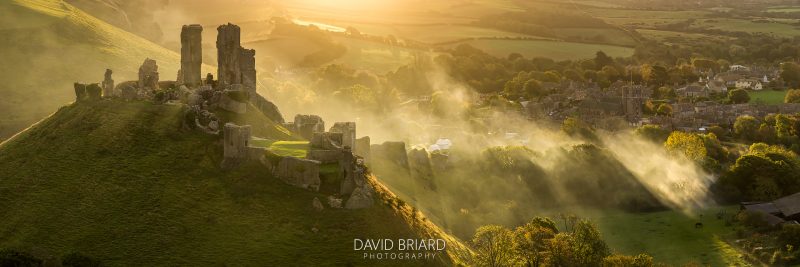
734,115,760,141
785,89,800,103
664,131,707,161
728,89,750,104
472,225,517,267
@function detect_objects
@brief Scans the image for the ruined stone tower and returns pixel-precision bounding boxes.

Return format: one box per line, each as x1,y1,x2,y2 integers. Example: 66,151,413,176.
138,58,159,90
216,23,256,91
622,85,644,122
217,23,242,87
180,24,203,87
223,123,251,160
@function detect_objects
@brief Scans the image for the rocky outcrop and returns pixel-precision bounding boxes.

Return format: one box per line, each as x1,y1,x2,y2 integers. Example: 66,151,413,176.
180,24,203,87
273,157,321,192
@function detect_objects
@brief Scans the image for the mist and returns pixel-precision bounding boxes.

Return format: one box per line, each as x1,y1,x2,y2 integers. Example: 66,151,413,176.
256,56,715,238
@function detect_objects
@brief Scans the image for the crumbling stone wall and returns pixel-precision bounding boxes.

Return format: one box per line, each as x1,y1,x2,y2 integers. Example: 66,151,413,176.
370,141,410,170
138,58,159,90
102,69,114,97
292,115,325,140
217,23,242,87
273,157,321,191
223,123,251,163
355,136,371,163
180,24,203,87
330,122,356,149
408,148,435,190
219,87,248,114
239,48,256,91
74,83,86,102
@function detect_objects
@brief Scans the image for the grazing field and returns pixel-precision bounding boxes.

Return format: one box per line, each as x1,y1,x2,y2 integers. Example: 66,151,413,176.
693,18,800,38
332,37,421,73
446,39,634,60
586,207,746,266
749,90,787,105
320,21,544,44
637,29,730,44
766,6,800,13
556,27,637,46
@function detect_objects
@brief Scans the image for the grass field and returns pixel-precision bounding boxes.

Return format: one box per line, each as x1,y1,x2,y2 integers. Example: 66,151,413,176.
0,0,191,141
693,18,800,38
445,39,634,60
332,36,422,73
749,89,787,105
556,27,637,46
0,100,468,266
766,6,800,13
637,29,731,44
585,207,747,266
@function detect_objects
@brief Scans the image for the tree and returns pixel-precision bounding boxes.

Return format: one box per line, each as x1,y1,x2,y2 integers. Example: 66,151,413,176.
664,131,707,161
785,89,800,103
734,115,760,141
513,217,558,267
641,64,668,86
594,51,614,70
716,144,800,201
728,89,750,104
781,62,800,88
635,125,670,143
472,225,517,267
548,220,609,266
523,79,545,98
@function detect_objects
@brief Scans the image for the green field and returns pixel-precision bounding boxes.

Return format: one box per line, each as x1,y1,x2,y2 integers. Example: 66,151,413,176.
556,27,637,46
693,18,800,38
749,89,787,105
586,207,747,266
446,39,634,60
0,100,469,266
766,6,800,13
637,29,730,44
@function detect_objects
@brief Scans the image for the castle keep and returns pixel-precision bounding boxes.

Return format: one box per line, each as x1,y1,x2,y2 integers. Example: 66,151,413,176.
180,24,203,87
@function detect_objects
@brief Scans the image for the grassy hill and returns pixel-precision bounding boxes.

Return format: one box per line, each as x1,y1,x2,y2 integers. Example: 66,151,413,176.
0,99,471,266
0,0,211,141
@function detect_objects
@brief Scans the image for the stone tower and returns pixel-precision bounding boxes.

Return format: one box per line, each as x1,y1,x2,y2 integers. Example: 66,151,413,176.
217,23,242,87
622,85,643,122
239,48,256,92
138,58,159,90
223,123,251,160
180,24,203,87
216,23,257,92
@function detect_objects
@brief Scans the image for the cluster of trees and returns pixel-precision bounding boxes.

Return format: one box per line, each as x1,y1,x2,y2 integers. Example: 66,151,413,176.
716,143,800,202
471,216,654,266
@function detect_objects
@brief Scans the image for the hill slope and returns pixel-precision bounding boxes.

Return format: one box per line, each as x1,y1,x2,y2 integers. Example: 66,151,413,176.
0,100,470,266
0,0,205,141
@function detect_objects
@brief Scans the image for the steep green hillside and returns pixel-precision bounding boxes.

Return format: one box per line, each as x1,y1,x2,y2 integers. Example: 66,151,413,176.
0,100,470,266
0,0,208,141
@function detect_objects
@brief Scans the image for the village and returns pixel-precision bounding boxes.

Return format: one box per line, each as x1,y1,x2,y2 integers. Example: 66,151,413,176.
519,64,800,132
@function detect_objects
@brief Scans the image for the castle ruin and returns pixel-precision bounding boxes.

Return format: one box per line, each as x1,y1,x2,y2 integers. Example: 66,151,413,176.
180,24,203,87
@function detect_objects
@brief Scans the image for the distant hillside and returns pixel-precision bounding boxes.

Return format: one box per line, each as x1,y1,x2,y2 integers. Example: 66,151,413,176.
0,99,470,266
0,0,206,141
